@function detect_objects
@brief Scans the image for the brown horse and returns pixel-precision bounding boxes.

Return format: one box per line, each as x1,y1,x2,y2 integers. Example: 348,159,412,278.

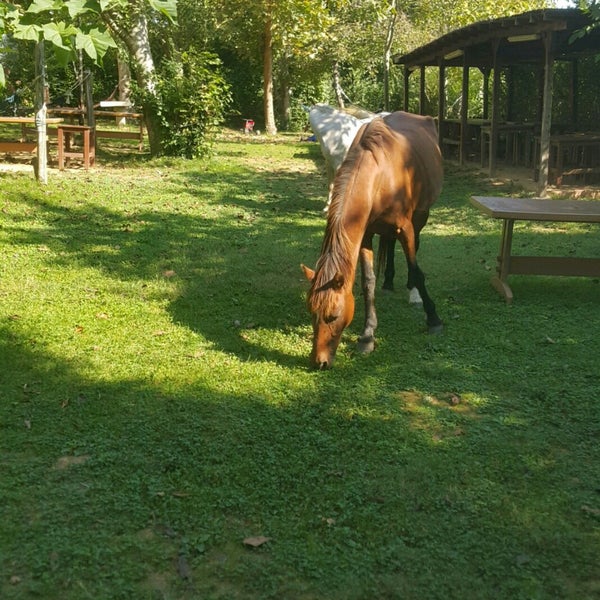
301,111,443,370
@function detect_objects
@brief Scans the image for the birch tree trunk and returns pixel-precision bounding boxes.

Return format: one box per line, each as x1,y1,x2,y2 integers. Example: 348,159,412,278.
103,1,161,155
333,61,345,109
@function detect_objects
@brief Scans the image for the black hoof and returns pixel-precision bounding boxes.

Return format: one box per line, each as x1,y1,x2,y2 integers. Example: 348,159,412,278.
428,322,443,335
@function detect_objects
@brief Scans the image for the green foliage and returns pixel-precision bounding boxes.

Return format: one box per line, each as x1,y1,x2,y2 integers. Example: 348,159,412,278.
11,0,117,66
143,51,232,158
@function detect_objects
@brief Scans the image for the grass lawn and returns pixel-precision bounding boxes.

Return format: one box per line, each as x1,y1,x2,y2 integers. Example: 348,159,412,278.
0,131,599,599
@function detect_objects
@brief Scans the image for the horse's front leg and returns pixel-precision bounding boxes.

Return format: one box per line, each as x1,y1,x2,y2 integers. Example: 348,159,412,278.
357,242,377,354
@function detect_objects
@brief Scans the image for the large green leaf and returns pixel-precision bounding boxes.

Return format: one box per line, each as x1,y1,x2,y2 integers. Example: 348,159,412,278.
148,0,177,21
13,22,42,42
88,26,117,53
42,22,70,49
76,31,98,61
65,0,99,18
26,0,62,14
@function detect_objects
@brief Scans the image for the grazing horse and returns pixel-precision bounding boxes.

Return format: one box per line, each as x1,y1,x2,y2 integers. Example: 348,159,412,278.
301,111,443,370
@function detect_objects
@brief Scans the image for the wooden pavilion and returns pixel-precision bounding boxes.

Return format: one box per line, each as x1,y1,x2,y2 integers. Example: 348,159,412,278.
393,8,600,193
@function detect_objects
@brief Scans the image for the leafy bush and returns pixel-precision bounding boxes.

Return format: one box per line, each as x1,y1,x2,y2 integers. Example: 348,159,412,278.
146,51,231,158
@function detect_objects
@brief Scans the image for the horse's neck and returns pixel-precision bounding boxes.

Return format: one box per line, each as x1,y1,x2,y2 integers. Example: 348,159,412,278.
326,197,371,275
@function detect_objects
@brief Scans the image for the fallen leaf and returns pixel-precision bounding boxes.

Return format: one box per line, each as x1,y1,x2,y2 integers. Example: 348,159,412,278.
163,270,176,278
74,325,84,334
10,575,21,585
24,420,31,430
243,536,271,548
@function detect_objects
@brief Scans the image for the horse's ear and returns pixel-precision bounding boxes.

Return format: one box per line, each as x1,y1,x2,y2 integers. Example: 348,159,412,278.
301,264,315,281
331,272,345,290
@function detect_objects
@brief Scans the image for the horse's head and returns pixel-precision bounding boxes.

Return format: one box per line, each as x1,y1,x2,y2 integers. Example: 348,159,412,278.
301,264,355,370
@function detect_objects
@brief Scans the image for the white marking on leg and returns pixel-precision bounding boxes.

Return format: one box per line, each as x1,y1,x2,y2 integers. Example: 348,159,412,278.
409,287,423,304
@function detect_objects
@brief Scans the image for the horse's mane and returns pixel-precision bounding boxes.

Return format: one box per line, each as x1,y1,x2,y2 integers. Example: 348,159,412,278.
307,130,371,316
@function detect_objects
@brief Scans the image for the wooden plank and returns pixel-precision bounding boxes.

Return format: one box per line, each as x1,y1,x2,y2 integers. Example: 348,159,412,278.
471,196,600,222
94,111,142,119
509,256,600,277
95,130,142,141
0,116,62,124
0,142,37,153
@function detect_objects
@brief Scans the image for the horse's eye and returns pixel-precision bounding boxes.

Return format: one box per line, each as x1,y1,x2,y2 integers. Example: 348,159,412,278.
324,313,338,324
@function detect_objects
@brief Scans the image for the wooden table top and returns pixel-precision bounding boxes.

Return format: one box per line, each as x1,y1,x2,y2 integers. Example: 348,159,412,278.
0,116,63,124
471,196,600,223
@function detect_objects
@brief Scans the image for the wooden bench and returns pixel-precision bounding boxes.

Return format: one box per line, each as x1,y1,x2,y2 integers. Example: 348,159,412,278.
47,107,146,151
94,110,145,150
0,116,63,159
470,195,600,302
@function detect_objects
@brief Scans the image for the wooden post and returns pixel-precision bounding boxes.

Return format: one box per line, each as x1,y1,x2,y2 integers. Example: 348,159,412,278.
538,31,554,196
437,62,446,149
481,67,490,120
419,65,426,115
490,39,501,176
403,67,410,111
34,41,47,184
460,53,469,165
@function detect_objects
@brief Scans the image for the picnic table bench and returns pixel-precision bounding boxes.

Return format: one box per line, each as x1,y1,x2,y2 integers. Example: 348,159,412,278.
0,116,63,155
47,107,146,151
471,195,600,302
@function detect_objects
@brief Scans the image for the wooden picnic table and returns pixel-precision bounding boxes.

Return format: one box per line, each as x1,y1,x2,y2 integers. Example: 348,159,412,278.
471,195,600,302
47,107,146,150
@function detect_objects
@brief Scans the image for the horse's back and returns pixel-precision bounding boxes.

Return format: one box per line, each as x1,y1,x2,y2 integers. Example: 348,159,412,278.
358,111,443,208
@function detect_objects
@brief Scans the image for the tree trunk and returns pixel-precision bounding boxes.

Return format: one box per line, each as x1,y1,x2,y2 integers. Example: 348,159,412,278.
103,2,162,155
333,61,345,109
116,54,132,127
383,0,397,112
263,14,277,135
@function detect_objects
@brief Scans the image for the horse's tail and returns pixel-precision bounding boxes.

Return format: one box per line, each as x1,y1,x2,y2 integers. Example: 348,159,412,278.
377,235,393,278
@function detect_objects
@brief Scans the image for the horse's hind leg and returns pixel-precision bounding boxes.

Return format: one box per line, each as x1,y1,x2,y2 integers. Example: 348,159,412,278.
358,241,378,354
382,238,395,291
399,220,442,334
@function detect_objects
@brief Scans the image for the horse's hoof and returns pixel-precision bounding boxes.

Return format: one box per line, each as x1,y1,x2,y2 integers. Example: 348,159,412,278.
428,323,443,335
357,337,375,354
408,288,423,304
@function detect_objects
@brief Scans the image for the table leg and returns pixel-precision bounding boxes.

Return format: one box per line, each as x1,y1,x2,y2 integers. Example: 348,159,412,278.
58,127,64,170
491,218,515,303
